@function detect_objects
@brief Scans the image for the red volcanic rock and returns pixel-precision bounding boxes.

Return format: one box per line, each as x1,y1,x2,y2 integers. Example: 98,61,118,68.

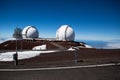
0,39,85,50
18,49,120,64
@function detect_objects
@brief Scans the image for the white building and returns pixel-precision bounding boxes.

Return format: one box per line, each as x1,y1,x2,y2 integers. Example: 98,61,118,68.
56,25,75,41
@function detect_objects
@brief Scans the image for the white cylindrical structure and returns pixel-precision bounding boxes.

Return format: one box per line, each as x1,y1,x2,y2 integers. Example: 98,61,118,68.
22,26,39,39
56,25,75,41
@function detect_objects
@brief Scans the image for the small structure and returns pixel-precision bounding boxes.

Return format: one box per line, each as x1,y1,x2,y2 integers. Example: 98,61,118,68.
13,53,18,65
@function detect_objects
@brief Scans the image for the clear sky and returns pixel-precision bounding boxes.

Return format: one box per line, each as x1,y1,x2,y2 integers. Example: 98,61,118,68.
0,0,120,41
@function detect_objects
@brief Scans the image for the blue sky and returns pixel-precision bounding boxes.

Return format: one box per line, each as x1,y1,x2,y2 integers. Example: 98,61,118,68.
0,0,120,41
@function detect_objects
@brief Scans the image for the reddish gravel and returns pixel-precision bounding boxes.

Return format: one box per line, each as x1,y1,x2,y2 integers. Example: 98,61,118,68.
0,39,83,50
0,49,120,69
18,49,120,64
0,39,120,66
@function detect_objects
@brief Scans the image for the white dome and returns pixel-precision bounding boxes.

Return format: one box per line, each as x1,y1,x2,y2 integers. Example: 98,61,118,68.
56,25,75,41
22,26,39,38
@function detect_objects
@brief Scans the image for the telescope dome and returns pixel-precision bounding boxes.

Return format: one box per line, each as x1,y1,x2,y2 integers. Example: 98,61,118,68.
56,25,75,41
22,26,39,38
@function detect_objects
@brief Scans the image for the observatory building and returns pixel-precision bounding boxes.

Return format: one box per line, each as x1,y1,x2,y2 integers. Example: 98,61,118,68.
56,25,75,41
0,24,93,51
22,26,39,39
0,24,94,62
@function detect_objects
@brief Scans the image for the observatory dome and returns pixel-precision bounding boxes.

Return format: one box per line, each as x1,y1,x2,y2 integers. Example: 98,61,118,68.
56,25,75,41
22,26,39,39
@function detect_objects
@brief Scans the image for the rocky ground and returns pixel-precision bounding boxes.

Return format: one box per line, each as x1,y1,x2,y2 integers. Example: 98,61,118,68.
0,49,120,80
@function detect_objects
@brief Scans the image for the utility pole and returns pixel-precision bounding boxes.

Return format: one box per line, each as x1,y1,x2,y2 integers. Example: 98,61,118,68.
13,27,22,66
14,38,18,65
74,52,78,64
